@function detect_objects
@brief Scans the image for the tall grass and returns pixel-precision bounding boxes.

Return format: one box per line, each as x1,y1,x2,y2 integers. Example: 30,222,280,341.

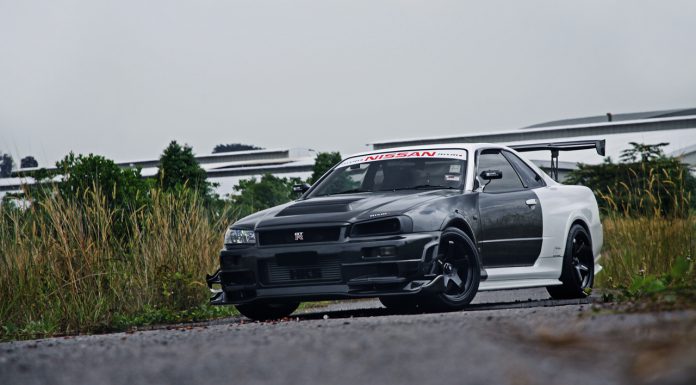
596,167,695,292
599,164,693,218
598,216,695,289
0,188,233,339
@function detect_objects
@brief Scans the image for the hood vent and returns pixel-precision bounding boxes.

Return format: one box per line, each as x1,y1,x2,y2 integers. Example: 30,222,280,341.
276,203,350,216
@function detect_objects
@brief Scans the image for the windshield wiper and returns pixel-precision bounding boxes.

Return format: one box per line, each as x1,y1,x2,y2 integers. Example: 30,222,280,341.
316,189,370,197
391,184,456,191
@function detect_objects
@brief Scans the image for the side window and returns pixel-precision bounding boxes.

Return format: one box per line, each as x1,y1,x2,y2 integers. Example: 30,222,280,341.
502,151,546,188
477,150,524,193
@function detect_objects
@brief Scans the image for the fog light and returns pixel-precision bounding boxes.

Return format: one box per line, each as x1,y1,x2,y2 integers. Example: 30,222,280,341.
378,246,397,257
364,246,398,258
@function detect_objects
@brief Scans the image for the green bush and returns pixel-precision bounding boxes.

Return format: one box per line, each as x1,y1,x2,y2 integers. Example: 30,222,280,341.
232,174,302,218
20,153,152,239
26,152,153,210
565,142,695,217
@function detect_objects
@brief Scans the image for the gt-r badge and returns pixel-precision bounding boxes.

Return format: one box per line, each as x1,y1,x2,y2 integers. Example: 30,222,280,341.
294,232,304,241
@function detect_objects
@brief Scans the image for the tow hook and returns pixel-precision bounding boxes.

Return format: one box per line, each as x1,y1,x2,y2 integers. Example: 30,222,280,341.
206,269,222,293
206,269,226,304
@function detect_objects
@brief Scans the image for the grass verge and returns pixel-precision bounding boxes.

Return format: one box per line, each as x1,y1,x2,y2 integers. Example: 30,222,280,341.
596,215,695,310
0,188,232,341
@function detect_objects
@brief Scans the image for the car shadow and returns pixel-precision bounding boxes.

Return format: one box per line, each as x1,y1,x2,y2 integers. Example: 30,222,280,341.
295,297,596,321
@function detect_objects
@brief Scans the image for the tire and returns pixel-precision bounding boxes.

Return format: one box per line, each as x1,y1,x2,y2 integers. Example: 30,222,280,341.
421,227,481,312
235,301,300,321
378,295,424,313
547,224,594,299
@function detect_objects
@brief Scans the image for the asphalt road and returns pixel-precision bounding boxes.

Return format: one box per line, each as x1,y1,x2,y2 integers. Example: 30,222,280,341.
2,288,695,385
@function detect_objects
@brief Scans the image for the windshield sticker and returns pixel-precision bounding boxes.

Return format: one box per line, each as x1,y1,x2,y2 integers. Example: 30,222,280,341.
449,164,461,173
340,149,467,167
445,174,461,182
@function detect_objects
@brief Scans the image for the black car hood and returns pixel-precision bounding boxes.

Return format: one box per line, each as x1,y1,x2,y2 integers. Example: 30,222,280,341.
235,190,460,229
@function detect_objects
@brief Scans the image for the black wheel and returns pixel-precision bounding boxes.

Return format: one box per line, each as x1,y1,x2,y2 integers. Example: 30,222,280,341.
235,301,300,321
422,227,481,311
547,224,594,299
379,295,424,313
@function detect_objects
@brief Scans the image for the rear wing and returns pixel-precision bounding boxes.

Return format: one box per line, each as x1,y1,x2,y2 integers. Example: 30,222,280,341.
508,140,606,181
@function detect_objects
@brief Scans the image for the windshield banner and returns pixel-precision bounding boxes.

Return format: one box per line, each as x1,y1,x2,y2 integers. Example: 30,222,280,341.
340,149,467,167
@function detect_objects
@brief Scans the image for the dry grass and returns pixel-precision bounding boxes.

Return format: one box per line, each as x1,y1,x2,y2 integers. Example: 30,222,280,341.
598,216,695,289
595,166,695,293
0,188,232,339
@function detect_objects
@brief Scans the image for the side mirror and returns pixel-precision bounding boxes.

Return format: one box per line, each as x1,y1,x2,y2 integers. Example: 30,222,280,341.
479,170,503,180
292,183,311,194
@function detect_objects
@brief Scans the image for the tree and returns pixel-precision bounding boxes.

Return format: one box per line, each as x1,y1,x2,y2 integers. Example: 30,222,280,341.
0,153,14,178
55,152,151,210
212,143,263,154
20,156,38,169
619,142,669,163
565,142,696,217
232,174,301,217
309,152,342,184
157,141,211,197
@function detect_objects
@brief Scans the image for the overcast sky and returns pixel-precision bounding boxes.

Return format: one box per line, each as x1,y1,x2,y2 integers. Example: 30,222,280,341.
1,0,695,166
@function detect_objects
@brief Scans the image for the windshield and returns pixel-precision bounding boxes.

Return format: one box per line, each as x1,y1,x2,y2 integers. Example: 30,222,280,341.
308,149,468,197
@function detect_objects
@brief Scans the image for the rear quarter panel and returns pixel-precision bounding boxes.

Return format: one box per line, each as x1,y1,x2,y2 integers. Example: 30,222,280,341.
533,184,603,262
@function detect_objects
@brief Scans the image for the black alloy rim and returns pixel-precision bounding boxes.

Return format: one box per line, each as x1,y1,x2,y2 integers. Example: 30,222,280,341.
571,233,593,288
437,234,474,301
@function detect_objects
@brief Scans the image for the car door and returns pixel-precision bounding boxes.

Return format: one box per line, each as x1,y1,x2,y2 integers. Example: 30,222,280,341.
476,149,543,267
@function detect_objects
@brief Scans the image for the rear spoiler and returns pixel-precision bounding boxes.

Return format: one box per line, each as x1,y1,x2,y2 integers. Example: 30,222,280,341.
508,140,606,181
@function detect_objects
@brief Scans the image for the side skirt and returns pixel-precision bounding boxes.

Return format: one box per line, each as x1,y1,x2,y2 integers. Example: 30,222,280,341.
479,278,562,291
478,260,563,291
479,255,604,291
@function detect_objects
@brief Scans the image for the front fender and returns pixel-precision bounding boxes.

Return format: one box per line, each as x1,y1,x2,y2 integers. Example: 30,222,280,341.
438,214,478,245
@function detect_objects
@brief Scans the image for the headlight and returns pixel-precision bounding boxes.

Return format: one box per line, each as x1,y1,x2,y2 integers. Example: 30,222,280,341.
224,228,256,245
350,217,413,237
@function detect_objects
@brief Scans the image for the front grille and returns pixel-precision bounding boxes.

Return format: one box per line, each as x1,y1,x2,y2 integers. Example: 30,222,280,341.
260,253,347,285
257,227,342,246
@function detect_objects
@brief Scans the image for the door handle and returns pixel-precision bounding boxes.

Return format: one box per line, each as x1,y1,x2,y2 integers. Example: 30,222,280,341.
525,199,537,207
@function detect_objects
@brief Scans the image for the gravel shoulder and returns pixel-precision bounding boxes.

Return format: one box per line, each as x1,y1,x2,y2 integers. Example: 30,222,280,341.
1,289,695,385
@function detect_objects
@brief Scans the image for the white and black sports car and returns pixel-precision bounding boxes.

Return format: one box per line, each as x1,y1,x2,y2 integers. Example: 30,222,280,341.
207,140,605,320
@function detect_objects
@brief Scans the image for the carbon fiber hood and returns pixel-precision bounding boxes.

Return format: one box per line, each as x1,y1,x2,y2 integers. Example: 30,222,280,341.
234,190,460,229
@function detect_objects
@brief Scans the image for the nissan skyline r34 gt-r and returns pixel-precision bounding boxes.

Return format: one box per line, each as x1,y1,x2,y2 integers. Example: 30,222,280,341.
207,140,605,321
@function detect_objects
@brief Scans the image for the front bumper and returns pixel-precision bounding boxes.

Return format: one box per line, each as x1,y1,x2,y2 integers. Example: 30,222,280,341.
207,231,442,305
